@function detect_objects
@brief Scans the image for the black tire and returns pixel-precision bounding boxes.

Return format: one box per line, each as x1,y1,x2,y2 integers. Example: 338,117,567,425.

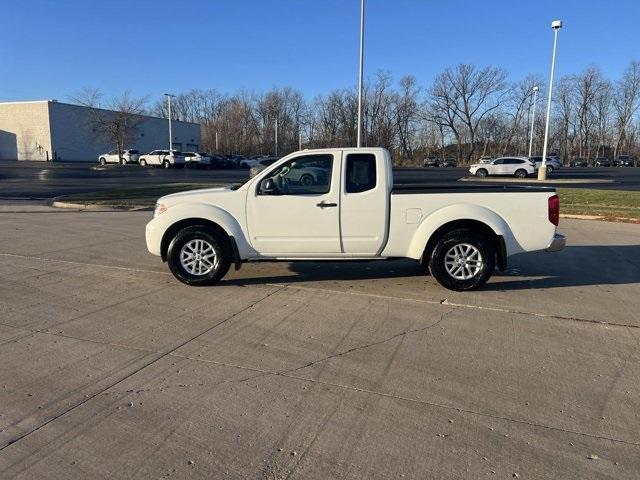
476,168,488,177
120,158,127,165
547,165,554,173
167,226,231,286
514,169,527,178
99,158,106,166
140,159,147,166
163,160,171,169
300,174,314,186
428,229,495,291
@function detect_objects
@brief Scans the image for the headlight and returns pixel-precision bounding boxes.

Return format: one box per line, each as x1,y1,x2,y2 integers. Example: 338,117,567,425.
153,203,167,218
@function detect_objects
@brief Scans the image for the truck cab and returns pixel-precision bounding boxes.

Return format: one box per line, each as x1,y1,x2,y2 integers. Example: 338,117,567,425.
146,148,565,291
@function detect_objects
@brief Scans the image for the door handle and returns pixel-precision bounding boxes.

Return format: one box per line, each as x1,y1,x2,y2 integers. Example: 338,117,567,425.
316,201,338,208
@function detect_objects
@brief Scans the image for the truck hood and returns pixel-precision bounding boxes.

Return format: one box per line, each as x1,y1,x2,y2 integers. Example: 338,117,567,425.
159,186,236,206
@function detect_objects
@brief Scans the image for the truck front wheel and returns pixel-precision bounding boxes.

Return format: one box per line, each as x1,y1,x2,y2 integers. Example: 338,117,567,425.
167,226,231,286
428,229,495,291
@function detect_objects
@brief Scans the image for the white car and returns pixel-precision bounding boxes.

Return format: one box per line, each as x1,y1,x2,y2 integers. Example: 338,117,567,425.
529,156,562,173
184,152,211,168
469,157,536,178
139,150,186,168
98,149,140,165
145,147,565,291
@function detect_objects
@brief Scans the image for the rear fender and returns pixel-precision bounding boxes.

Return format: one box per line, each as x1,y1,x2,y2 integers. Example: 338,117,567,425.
406,204,517,260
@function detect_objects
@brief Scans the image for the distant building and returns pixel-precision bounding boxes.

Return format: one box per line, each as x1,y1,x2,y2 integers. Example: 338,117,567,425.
0,100,201,161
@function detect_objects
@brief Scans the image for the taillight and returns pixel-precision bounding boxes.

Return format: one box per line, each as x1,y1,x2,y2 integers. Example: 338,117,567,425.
548,194,559,226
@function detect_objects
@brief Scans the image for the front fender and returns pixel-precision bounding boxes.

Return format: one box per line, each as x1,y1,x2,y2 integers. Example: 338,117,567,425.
145,202,256,259
406,203,517,260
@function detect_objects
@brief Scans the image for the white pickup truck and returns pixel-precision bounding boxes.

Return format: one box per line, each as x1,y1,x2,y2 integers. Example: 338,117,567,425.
146,148,565,291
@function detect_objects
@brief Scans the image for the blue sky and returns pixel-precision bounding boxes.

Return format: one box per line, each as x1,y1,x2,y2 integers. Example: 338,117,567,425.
1,0,639,103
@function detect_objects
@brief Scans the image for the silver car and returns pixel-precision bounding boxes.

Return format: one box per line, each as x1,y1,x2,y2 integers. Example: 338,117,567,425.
98,149,140,165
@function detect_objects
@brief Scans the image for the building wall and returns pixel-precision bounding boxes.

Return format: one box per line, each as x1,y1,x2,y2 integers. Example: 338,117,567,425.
48,102,201,162
0,101,52,160
0,100,201,162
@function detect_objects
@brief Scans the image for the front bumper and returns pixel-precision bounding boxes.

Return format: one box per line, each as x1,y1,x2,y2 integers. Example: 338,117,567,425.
546,233,566,252
145,220,162,257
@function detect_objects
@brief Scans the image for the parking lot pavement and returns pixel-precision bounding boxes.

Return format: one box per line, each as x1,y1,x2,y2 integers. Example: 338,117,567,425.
0,209,639,479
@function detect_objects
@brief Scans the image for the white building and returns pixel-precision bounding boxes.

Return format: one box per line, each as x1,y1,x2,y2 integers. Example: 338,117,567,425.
0,100,201,161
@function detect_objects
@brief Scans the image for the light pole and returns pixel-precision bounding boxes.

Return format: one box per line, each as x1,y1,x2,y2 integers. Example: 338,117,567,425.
215,131,219,151
528,85,539,158
163,93,175,151
274,117,279,157
356,0,365,147
538,20,562,180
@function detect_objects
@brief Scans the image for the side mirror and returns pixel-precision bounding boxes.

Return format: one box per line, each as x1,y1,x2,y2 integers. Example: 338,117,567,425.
259,178,278,195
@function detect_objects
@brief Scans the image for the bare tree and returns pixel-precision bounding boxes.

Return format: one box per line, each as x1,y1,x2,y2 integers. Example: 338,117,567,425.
71,88,147,160
613,61,640,157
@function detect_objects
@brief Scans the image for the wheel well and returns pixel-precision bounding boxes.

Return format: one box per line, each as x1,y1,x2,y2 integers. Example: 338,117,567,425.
422,219,507,270
160,218,231,262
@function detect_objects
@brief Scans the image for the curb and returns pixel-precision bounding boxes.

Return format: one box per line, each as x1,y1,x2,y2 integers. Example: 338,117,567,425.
51,200,152,211
560,213,639,224
459,177,614,184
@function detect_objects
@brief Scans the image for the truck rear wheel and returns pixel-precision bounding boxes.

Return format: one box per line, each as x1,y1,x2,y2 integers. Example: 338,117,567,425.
428,229,495,291
167,226,231,286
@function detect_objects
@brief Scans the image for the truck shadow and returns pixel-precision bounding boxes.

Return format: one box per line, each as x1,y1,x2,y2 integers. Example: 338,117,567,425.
224,245,640,290
482,245,640,290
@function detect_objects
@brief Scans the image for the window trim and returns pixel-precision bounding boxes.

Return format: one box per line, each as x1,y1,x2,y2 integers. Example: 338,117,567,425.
255,153,335,196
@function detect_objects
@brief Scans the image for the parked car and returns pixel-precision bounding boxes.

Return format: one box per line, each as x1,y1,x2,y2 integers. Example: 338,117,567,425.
594,157,611,167
207,154,231,169
146,147,565,291
239,158,261,169
139,150,186,168
440,158,457,168
529,156,562,173
614,155,635,167
569,158,588,167
469,157,536,178
249,157,279,178
423,157,439,167
98,149,140,165
184,152,211,168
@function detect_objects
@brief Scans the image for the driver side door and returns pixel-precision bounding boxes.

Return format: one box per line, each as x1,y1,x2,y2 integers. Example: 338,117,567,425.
246,153,341,256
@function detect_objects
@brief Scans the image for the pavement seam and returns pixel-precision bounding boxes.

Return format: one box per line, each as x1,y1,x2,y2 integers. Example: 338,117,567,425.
2,252,637,330
160,351,640,448
0,286,284,454
267,283,640,330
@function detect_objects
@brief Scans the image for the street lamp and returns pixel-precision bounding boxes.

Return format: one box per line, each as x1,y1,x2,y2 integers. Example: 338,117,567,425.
163,93,176,152
356,0,365,148
538,20,562,181
528,85,539,158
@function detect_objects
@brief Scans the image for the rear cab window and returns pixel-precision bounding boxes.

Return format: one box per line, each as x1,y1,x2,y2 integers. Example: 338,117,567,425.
345,153,377,193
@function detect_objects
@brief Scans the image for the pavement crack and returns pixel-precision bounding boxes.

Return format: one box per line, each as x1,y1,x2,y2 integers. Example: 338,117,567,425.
0,285,284,453
281,306,457,375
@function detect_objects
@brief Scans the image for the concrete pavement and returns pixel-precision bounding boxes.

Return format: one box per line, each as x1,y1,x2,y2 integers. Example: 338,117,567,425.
0,208,639,479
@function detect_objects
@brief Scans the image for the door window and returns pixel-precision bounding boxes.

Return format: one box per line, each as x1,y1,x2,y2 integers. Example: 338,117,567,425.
345,153,376,193
260,154,333,195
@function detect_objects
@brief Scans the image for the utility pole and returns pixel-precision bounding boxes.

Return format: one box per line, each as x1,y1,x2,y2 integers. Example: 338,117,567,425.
215,131,219,151
356,0,365,148
163,93,175,151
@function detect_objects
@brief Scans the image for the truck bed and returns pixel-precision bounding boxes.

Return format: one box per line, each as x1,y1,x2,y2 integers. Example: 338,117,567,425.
391,183,555,194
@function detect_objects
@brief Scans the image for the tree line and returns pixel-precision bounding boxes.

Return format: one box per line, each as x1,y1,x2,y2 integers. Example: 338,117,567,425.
77,60,640,166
